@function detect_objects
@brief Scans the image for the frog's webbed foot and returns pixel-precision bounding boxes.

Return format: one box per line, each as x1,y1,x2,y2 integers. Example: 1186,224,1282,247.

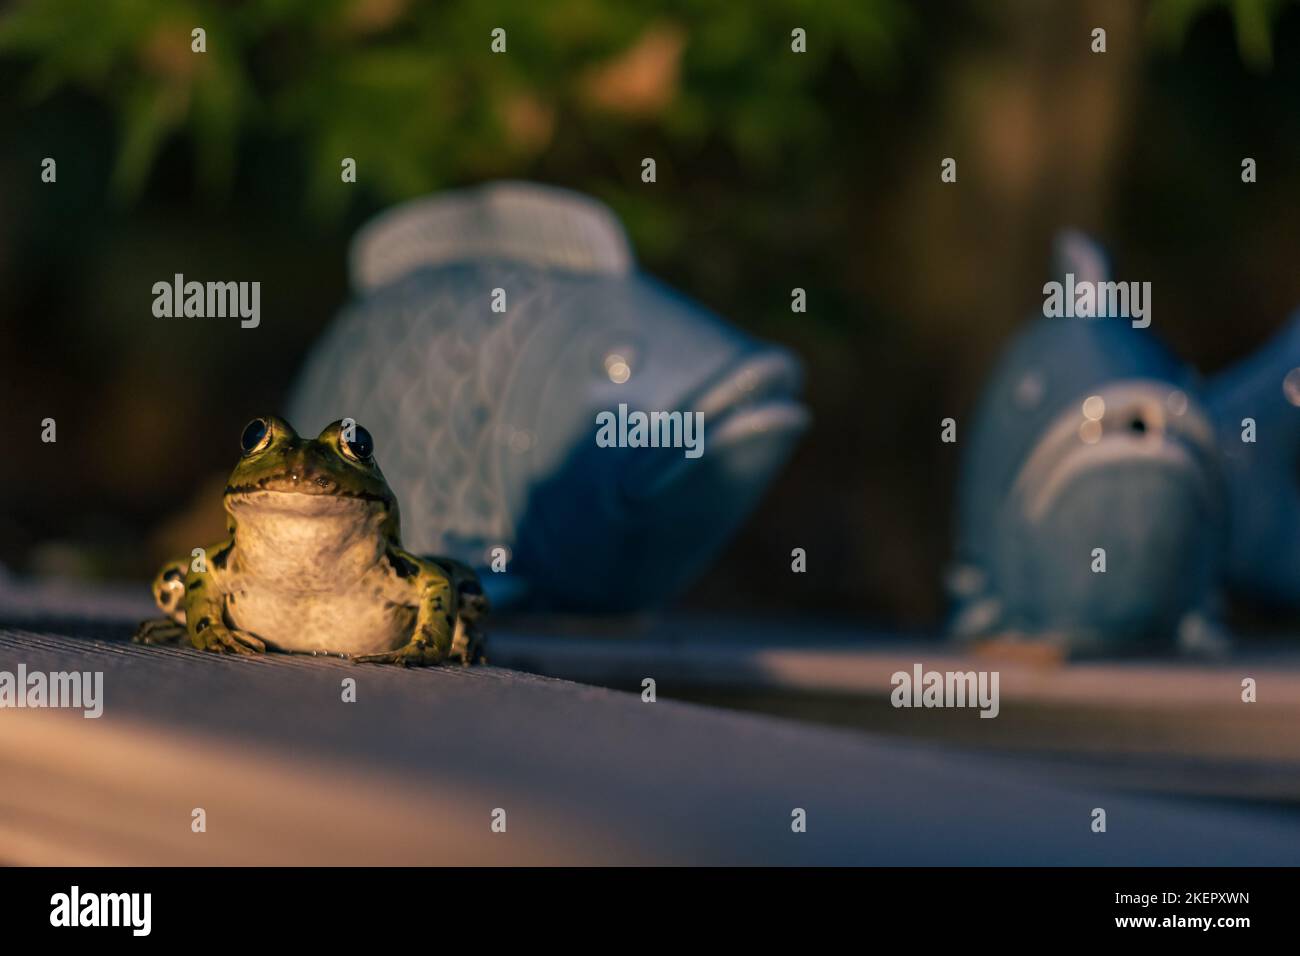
352,641,445,667
195,622,267,656
355,622,486,667
132,617,188,645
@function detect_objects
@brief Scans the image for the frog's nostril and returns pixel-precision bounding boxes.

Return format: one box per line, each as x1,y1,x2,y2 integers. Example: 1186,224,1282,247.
315,476,330,489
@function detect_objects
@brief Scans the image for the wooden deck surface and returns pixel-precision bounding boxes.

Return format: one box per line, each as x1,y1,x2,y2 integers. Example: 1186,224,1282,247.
487,613,1300,801
1,576,1298,864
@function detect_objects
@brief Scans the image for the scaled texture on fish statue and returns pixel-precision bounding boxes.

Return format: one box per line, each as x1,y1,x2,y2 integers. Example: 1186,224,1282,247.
290,181,808,613
949,231,1226,654
1207,309,1300,609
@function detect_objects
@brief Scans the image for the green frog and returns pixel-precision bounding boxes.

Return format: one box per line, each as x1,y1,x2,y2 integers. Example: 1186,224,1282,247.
133,416,486,666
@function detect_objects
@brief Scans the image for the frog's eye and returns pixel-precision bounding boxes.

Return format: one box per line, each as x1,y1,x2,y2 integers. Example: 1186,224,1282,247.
339,423,375,463
240,418,272,456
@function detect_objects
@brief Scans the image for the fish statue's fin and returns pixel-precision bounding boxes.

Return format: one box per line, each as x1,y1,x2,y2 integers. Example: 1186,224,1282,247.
1050,229,1110,288
349,181,634,293
944,563,1004,641
1176,609,1231,660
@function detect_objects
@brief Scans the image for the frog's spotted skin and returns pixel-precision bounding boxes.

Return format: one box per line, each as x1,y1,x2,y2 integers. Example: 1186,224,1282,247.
134,415,486,666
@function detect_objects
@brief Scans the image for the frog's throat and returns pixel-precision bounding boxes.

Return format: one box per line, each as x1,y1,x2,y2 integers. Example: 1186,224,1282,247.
225,490,392,586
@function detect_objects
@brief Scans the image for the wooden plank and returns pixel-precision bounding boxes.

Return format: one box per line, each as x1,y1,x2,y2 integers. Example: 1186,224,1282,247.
2,608,1300,864
485,616,1300,800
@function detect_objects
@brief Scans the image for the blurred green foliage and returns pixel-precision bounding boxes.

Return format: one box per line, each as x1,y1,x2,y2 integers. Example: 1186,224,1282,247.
0,0,906,215
1149,0,1290,69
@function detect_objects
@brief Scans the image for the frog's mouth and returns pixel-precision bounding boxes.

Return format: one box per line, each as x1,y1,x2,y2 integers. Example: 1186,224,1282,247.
225,486,392,516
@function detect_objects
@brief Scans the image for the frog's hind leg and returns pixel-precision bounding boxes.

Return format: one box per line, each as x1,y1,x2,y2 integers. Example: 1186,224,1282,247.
449,614,486,665
451,581,488,665
150,558,191,624
434,559,489,665
133,557,192,644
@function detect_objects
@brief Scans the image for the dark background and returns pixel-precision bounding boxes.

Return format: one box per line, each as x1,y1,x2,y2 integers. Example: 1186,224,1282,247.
2,0,1299,626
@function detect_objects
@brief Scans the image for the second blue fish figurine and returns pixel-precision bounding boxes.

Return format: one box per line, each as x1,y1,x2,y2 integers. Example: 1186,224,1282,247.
949,232,1227,654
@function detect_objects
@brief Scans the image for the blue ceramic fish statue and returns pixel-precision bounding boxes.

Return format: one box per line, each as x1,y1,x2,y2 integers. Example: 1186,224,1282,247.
1206,309,1300,608
289,181,808,612
948,231,1226,654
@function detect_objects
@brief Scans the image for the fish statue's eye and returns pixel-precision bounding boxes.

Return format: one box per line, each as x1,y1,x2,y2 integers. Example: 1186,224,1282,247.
340,423,375,462
240,418,272,456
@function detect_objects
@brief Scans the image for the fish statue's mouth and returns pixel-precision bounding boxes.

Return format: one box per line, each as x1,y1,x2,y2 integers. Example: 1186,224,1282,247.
1011,380,1219,524
618,350,810,503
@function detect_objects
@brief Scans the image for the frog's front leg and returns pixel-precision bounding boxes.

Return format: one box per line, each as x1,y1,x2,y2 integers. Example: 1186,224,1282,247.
139,540,265,656
354,552,455,667
182,565,266,656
